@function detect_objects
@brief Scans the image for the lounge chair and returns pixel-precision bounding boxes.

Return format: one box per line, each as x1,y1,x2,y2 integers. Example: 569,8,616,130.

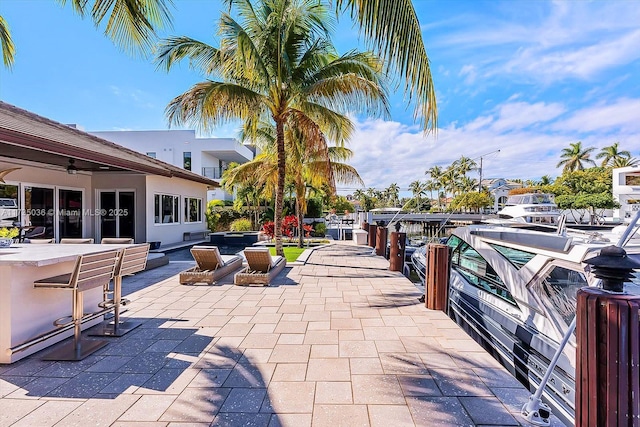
234,247,286,286
179,246,243,285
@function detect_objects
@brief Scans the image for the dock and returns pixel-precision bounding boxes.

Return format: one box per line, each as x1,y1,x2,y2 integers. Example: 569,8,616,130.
0,242,565,426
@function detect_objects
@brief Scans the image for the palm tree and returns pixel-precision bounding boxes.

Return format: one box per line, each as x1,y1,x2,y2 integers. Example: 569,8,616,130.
611,157,639,168
409,180,425,211
453,155,477,175
539,175,554,185
157,0,388,256
386,183,400,207
2,0,436,133
427,165,443,208
596,142,631,167
1,0,171,66
557,141,596,173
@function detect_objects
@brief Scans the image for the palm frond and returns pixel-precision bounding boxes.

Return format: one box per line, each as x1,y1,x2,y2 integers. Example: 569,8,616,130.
154,36,222,74
336,0,436,132
166,81,267,130
89,0,173,56
0,15,15,69
298,102,354,145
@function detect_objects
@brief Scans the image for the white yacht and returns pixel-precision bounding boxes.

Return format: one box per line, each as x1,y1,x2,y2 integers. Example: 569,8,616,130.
497,193,561,225
426,223,640,426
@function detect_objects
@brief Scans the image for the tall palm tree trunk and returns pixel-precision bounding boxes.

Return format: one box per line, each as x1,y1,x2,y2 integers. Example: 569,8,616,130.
296,197,304,248
274,118,286,257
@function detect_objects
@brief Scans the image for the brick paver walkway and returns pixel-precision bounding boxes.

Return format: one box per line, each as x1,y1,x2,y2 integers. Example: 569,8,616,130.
0,243,565,426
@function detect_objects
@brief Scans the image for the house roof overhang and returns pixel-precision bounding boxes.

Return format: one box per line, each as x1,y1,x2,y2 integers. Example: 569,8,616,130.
0,102,219,187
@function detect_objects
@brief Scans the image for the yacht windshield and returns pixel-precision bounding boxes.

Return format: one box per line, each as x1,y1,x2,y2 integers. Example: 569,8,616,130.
489,244,536,269
531,265,587,328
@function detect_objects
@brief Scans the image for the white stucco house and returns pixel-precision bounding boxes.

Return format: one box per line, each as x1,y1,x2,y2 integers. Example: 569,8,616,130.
481,178,523,212
0,102,218,247
612,166,640,221
89,130,255,202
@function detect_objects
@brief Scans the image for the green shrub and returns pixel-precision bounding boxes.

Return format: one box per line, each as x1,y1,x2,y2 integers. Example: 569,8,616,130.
209,199,225,207
230,218,253,231
313,222,327,237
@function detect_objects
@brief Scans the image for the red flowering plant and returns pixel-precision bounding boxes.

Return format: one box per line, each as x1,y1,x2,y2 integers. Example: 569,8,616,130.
261,215,313,239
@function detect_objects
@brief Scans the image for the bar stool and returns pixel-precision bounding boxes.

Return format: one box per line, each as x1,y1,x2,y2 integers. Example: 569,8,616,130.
91,244,150,337
33,249,120,361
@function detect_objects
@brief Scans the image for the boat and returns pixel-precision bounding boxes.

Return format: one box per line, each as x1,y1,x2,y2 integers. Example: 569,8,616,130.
419,222,640,426
497,192,561,225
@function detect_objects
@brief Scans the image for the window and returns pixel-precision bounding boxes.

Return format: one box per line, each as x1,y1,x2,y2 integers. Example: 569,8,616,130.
489,243,536,269
0,184,19,226
183,152,192,171
146,152,156,158
530,265,587,327
154,194,179,224
448,235,517,305
184,197,202,223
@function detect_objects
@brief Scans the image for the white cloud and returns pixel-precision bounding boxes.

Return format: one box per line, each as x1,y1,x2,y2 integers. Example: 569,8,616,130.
340,97,640,195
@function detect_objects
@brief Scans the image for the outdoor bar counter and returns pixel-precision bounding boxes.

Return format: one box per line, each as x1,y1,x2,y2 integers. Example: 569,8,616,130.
0,243,131,364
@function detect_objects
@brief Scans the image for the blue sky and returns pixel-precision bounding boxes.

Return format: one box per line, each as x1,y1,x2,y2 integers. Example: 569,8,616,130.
1,0,639,195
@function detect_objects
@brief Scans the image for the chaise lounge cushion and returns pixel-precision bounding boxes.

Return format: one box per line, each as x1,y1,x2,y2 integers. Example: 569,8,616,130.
234,247,286,286
179,246,242,285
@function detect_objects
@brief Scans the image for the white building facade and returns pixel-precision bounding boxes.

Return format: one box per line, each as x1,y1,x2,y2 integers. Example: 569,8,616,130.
90,130,255,201
0,102,217,248
612,166,640,221
481,178,523,212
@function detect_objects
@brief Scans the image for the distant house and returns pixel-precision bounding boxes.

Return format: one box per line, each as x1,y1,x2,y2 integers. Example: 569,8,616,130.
90,130,255,201
612,166,640,220
0,102,218,247
481,178,523,212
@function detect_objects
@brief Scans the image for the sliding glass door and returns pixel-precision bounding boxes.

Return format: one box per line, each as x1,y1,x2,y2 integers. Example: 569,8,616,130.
24,186,55,239
59,189,83,238
99,190,135,240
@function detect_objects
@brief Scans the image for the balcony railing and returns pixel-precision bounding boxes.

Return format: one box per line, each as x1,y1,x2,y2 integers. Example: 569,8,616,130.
202,167,225,179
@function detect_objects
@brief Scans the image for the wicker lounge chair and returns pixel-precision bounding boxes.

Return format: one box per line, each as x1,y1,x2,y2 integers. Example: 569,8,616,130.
179,246,242,285
234,247,286,286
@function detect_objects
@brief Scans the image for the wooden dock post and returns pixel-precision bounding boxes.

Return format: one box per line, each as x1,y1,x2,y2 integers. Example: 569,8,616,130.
375,226,388,257
389,232,406,272
367,224,377,247
426,244,450,311
576,245,640,426
575,289,640,426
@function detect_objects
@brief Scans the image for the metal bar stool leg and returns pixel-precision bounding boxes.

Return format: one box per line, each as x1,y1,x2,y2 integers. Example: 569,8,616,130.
43,289,109,361
90,275,141,337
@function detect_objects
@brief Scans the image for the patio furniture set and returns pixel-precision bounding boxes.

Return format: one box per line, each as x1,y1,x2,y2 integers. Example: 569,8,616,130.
179,246,286,286
1,239,148,364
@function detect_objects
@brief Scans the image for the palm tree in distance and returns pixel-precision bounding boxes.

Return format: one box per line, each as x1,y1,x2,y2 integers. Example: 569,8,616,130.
156,0,388,256
556,141,596,173
427,165,443,208
2,0,436,133
611,157,639,168
386,183,400,207
409,180,425,211
596,142,631,167
539,175,554,185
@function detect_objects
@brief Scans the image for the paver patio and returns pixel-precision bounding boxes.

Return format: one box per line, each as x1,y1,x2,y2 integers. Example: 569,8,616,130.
0,243,565,426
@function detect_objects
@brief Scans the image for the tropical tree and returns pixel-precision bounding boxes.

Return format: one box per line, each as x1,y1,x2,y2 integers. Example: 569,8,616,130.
2,0,436,135
156,0,388,256
556,141,596,173
386,183,400,207
426,165,443,207
611,157,639,168
554,168,618,225
1,0,171,67
596,142,631,167
409,180,425,211
452,155,477,175
539,175,554,185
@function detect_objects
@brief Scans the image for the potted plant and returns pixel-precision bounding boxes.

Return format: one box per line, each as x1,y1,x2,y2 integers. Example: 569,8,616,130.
0,227,19,248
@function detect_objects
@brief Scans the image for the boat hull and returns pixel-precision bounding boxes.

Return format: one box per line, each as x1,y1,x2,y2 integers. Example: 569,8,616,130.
448,274,575,426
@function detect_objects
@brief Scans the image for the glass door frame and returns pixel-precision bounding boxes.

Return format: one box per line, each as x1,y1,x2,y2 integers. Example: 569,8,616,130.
96,189,136,242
